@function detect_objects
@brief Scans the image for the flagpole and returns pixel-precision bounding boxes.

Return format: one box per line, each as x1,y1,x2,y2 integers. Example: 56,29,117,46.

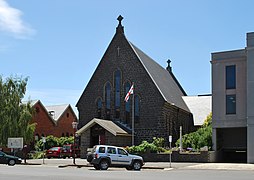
132,82,135,146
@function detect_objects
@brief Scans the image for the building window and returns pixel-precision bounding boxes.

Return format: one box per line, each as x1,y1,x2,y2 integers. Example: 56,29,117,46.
96,97,102,118
67,113,69,118
226,94,236,114
105,82,111,119
135,95,140,122
226,65,236,89
114,70,121,119
125,82,131,125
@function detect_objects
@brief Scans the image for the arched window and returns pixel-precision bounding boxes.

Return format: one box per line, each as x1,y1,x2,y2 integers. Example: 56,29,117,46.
105,82,111,119
96,97,102,118
114,70,121,119
124,82,131,125
135,95,140,122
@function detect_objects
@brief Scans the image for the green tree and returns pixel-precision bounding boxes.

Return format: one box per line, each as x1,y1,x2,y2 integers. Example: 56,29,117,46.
35,136,74,151
126,137,167,154
176,113,212,151
0,75,36,146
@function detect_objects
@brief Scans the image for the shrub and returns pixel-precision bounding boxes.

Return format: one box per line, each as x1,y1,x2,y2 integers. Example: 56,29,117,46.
176,113,212,151
29,151,45,159
126,137,167,154
35,135,74,151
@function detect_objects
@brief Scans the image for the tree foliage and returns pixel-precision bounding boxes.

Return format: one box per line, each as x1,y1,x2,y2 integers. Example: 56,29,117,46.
126,137,167,154
0,76,36,146
35,135,74,151
176,113,212,151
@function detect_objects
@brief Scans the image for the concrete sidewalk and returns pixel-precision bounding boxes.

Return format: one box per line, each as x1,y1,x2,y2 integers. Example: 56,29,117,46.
24,159,254,171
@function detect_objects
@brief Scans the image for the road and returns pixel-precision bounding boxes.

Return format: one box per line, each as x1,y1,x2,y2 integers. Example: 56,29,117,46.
0,164,254,180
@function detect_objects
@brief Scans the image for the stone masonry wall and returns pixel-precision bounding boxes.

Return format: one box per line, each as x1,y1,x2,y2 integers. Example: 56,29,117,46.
77,28,167,146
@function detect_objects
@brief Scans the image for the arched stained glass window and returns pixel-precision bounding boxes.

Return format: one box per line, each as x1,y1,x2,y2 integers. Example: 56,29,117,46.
125,82,131,125
114,70,121,119
105,82,111,119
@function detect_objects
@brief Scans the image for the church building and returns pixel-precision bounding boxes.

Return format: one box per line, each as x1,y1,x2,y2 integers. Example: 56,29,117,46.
76,16,195,157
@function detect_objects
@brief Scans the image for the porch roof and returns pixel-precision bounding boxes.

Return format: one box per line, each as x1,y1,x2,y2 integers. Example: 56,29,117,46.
76,118,130,136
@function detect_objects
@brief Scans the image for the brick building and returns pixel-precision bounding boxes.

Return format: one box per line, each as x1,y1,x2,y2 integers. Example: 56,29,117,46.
76,16,196,157
31,100,77,140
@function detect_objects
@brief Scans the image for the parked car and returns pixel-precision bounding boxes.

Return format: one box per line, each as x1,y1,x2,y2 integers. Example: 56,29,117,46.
0,151,22,166
61,144,80,158
87,145,144,170
46,147,62,159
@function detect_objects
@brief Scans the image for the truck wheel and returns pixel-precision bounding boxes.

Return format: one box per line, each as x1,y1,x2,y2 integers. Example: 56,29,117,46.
99,159,109,170
132,161,141,171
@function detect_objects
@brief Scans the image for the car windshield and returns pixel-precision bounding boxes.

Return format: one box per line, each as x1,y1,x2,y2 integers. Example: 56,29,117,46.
50,147,59,151
91,146,97,153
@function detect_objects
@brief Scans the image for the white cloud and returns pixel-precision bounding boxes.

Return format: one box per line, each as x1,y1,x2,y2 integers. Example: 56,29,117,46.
0,0,35,39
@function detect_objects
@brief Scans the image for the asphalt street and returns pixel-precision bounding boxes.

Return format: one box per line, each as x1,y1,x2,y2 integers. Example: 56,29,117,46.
0,163,254,180
24,158,254,171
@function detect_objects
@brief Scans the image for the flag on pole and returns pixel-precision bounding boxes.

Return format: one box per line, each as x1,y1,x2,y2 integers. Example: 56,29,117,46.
124,84,134,102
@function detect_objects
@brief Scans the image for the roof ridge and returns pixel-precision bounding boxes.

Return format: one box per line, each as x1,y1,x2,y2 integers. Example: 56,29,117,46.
128,41,167,101
45,104,69,107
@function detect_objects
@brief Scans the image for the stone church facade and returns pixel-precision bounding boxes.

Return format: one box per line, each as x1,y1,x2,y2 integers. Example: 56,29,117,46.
76,16,194,157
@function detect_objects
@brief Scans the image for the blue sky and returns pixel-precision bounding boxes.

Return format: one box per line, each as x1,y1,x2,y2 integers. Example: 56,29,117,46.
1,0,254,114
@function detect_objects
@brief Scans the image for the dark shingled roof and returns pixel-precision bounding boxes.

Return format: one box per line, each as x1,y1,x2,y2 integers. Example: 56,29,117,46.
129,42,190,112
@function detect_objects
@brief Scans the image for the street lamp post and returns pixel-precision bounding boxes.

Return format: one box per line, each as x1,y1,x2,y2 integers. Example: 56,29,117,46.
72,121,78,165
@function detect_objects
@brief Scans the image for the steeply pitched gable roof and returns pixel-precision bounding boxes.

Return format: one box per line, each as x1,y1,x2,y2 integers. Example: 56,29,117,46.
129,42,190,112
23,100,57,125
26,100,77,123
45,104,71,121
76,16,190,113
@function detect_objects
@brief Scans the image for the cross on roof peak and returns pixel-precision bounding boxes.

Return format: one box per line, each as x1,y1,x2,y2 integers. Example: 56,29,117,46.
116,15,124,34
117,15,123,25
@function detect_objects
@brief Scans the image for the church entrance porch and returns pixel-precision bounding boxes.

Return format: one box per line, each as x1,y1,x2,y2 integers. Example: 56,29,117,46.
76,118,132,158
90,124,106,146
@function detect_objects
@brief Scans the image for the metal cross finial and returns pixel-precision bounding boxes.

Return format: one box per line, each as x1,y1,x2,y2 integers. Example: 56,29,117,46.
167,59,172,73
117,15,123,25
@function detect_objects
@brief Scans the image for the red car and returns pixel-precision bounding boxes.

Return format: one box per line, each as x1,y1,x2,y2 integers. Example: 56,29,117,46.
61,144,80,158
46,147,62,159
